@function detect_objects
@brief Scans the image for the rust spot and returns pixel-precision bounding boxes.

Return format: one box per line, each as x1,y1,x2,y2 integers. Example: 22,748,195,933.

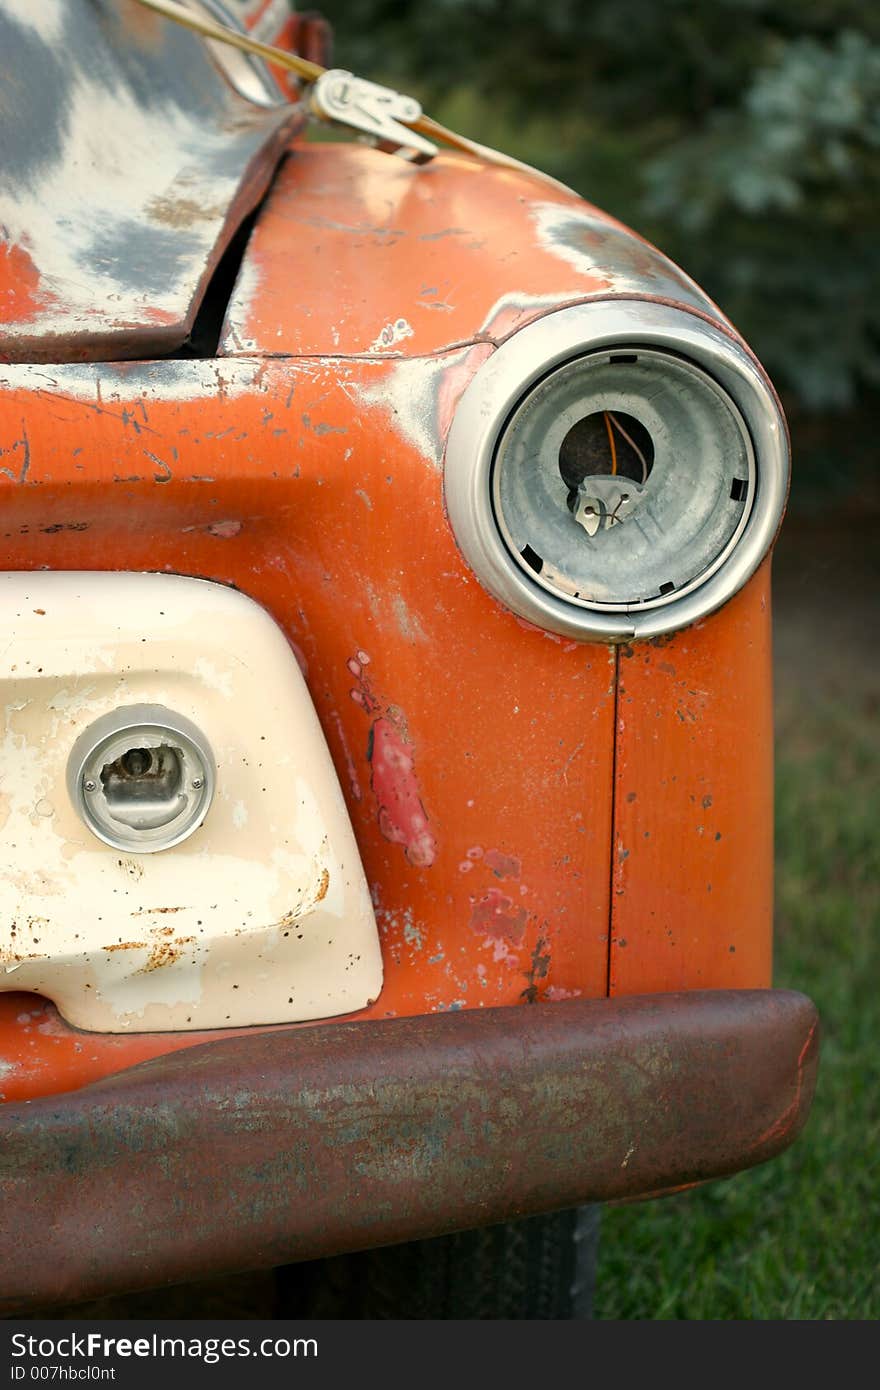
140,936,197,973
754,1020,819,1149
143,305,178,327
272,869,330,932
102,942,148,953
130,906,186,917
520,932,552,1003
145,193,226,228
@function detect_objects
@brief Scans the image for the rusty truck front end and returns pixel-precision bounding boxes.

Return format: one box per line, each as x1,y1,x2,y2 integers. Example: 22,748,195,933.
0,0,817,1314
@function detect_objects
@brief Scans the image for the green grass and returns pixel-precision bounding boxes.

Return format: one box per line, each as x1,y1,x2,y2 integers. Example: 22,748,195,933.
595,700,880,1319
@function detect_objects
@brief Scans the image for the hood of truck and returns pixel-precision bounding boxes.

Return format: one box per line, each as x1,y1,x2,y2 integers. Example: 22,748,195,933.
0,0,301,364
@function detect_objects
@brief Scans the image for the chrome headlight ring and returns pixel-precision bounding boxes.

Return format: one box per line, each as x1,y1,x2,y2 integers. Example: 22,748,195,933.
444,300,789,642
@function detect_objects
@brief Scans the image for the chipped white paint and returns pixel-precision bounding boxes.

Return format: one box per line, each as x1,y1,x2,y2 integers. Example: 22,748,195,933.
47,685,100,716
3,0,65,43
218,255,264,354
355,343,492,467
369,318,415,353
391,593,427,643
0,356,271,406
193,656,234,700
0,572,382,1032
530,201,718,318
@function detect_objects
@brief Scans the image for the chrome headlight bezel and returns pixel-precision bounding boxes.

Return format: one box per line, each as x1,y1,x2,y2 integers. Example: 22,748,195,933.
444,300,789,642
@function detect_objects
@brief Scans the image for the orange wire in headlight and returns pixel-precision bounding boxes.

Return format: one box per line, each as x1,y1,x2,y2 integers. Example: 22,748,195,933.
608,412,649,483
603,411,618,476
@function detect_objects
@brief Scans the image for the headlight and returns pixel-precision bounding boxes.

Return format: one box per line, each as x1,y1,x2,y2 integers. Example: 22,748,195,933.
445,301,788,642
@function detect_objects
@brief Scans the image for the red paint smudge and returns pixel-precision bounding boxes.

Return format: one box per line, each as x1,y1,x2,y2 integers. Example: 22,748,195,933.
349,652,436,867
348,656,379,707
143,305,178,326
369,716,436,867
469,888,527,946
484,848,521,879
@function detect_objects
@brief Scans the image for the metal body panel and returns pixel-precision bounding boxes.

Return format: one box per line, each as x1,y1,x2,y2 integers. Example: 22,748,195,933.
218,145,727,359
0,989,819,1313
610,563,775,994
0,0,301,363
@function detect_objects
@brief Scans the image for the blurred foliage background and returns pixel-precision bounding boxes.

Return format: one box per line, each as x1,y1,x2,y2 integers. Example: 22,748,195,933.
317,0,880,514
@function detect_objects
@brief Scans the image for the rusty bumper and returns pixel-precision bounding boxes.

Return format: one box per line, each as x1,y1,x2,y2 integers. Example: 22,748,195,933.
0,989,818,1313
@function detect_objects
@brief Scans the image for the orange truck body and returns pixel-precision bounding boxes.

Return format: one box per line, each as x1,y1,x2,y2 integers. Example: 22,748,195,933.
1,145,775,1095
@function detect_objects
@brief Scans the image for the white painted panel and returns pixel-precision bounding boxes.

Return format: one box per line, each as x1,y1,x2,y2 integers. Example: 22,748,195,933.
0,572,382,1031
